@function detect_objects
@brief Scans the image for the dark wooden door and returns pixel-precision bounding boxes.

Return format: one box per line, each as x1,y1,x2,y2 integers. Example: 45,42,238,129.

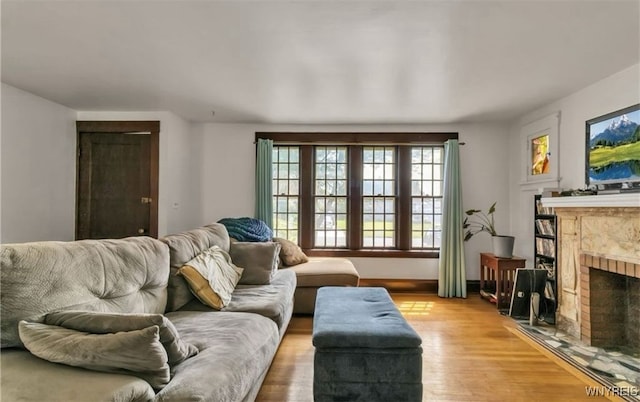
76,121,159,240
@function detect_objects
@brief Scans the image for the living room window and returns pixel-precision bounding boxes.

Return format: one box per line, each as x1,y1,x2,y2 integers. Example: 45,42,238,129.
314,146,349,248
272,146,300,242
362,146,396,248
410,146,444,249
261,132,458,258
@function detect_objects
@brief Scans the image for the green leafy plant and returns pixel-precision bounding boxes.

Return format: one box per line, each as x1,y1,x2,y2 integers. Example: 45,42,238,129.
463,202,498,241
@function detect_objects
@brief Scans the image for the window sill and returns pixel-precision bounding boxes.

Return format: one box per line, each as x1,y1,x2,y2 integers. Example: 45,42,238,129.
303,249,439,258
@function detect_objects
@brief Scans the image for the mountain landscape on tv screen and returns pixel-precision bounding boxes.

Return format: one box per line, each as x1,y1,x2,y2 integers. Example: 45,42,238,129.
589,114,639,147
588,111,640,183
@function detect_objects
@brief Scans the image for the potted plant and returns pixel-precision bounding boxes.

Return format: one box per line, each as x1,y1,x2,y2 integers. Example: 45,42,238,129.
463,202,515,258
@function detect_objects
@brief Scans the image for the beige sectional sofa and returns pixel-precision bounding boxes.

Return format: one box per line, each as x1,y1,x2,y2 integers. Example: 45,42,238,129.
0,223,359,401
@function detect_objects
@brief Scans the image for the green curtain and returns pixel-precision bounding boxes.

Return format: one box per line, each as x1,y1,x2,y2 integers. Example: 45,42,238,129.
255,139,273,229
438,139,467,298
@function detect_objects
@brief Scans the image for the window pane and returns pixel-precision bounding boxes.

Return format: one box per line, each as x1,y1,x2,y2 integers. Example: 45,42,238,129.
289,148,299,163
272,146,300,243
433,148,442,163
433,181,442,197
337,149,347,163
373,181,383,195
289,180,299,195
412,165,422,180
411,145,444,250
278,149,289,163
337,198,347,213
384,181,394,196
411,180,422,196
289,163,299,179
422,148,433,163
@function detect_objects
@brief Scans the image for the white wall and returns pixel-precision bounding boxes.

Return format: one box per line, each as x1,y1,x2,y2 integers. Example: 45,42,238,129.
508,64,640,265
198,122,511,280
1,84,77,242
76,111,202,236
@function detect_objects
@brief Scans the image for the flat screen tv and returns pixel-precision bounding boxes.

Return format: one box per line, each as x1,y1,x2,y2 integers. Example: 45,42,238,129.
586,104,640,189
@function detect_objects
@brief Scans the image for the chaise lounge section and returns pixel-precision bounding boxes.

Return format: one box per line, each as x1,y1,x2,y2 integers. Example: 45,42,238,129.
287,257,360,314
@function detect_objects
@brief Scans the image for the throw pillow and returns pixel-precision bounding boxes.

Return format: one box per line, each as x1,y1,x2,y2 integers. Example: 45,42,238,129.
178,246,243,310
45,311,198,365
273,237,309,266
229,242,280,285
19,321,170,390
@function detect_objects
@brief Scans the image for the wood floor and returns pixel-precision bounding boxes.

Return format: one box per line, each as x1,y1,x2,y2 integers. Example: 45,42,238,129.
256,292,607,402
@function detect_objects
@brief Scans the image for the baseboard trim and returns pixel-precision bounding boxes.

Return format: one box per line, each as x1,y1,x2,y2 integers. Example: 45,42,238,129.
359,279,480,293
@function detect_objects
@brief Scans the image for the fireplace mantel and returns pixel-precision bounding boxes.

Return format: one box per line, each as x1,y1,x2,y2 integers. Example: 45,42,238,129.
541,193,640,208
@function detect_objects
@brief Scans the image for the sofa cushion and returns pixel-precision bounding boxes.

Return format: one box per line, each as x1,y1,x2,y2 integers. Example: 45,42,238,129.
158,311,280,402
19,321,170,390
273,237,309,266
45,311,198,365
229,241,280,285
1,349,156,402
161,223,231,312
178,269,296,335
288,257,360,287
1,237,169,348
178,246,243,310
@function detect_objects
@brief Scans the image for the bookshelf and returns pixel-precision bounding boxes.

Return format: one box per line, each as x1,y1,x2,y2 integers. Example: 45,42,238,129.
534,194,557,324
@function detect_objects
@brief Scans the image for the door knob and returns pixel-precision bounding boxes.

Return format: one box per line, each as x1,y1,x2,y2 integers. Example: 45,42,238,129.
138,228,146,234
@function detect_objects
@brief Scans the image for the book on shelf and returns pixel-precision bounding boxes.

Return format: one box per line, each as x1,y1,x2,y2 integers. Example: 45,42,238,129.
535,238,555,258
535,219,555,236
535,199,553,215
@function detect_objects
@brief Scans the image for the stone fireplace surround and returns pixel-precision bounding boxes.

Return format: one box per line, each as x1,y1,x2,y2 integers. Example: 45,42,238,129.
541,194,640,351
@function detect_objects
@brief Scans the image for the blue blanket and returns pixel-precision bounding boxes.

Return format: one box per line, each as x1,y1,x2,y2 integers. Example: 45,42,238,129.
217,217,273,242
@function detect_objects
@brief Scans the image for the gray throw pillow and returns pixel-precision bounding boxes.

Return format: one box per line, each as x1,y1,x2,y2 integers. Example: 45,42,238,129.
45,311,198,365
229,242,281,285
19,321,170,390
273,237,309,266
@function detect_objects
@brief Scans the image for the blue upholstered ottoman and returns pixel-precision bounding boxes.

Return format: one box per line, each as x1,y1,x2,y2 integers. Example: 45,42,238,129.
312,287,423,402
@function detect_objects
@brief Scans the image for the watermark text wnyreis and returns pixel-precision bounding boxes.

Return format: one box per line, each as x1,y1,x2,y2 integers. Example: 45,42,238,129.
585,385,639,397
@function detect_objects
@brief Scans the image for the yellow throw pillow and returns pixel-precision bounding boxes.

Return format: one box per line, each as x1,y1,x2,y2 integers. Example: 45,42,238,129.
178,246,243,310
178,266,224,309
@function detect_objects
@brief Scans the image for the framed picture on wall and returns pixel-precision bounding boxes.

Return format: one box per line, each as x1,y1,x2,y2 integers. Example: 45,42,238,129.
521,112,560,186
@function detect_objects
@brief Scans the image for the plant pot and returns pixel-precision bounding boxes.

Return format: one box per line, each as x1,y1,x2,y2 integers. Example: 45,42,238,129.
492,235,515,258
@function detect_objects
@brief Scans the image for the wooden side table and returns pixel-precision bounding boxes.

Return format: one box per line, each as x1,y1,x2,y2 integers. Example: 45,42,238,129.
479,252,526,309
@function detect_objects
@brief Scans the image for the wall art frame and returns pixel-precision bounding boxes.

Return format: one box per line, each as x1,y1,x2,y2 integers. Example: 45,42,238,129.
520,112,560,187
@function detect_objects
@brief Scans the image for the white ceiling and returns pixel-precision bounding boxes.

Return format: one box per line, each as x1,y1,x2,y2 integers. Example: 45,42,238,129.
2,1,639,124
